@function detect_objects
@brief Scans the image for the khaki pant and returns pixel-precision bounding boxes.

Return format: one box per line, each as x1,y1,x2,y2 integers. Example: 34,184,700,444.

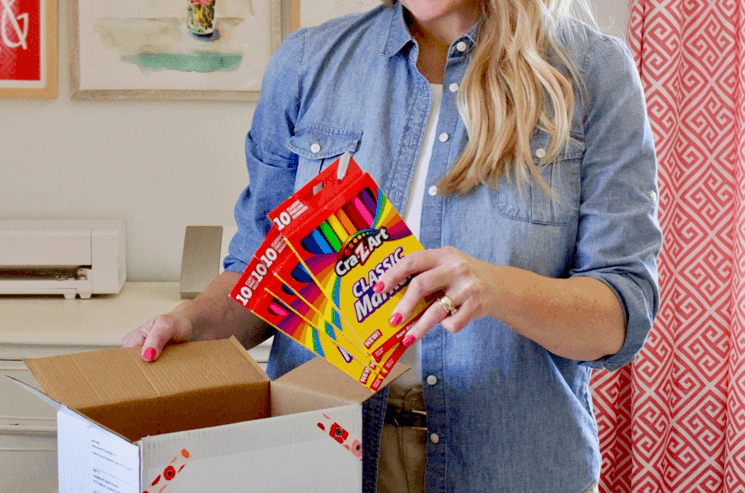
376,383,427,493
376,384,600,493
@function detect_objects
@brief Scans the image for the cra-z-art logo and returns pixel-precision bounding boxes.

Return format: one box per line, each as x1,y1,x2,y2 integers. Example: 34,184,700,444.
334,227,390,277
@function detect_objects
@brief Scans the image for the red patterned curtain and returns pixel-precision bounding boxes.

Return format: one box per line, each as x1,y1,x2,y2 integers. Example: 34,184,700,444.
590,0,745,491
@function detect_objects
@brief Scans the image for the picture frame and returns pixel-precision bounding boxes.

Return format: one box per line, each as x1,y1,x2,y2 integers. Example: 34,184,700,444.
0,0,58,98
70,0,286,101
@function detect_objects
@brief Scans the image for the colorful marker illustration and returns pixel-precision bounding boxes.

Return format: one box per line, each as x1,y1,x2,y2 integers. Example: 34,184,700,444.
231,155,436,390
273,170,432,363
232,229,385,390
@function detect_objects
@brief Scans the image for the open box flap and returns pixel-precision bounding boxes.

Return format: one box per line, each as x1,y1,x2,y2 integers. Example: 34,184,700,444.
7,374,152,443
6,375,64,412
274,356,409,405
23,336,268,410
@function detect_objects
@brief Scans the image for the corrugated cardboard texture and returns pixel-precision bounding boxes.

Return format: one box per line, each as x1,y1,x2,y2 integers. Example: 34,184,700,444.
24,337,268,410
83,382,270,442
270,380,355,418
274,357,410,406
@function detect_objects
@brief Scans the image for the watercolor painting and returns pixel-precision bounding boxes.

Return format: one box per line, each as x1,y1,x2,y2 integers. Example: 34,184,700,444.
71,0,282,101
0,0,57,98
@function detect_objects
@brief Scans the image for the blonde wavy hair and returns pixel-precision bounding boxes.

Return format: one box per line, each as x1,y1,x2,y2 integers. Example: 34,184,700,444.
383,0,596,195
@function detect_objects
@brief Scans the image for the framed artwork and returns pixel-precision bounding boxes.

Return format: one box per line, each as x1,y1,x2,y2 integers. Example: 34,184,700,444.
0,0,58,98
70,0,286,101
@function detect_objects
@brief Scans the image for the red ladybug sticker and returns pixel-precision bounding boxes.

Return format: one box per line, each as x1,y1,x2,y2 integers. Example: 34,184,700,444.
145,449,191,493
350,440,363,459
317,413,363,461
329,423,349,444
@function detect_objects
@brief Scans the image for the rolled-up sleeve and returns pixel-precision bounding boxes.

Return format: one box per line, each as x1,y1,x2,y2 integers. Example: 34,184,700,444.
571,35,663,372
223,30,307,273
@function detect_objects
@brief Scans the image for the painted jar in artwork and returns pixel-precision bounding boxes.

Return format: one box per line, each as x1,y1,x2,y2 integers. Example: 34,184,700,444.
187,0,216,35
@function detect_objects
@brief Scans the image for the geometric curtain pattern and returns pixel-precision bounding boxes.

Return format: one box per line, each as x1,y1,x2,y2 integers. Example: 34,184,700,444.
589,0,745,491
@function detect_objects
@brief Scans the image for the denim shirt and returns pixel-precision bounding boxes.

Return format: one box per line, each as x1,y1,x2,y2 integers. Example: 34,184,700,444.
224,4,661,492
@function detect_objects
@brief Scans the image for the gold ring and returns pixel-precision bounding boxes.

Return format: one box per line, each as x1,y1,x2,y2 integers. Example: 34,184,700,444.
437,295,458,317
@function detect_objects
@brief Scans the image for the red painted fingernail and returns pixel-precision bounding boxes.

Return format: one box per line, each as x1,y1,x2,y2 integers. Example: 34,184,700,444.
403,335,416,347
373,282,385,294
143,347,156,362
389,313,403,326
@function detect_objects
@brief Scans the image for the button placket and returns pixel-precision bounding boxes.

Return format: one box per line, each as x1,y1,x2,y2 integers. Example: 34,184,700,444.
420,49,468,492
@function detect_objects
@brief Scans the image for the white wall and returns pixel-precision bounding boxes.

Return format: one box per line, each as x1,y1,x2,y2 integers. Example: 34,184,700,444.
592,0,630,39
0,0,627,282
301,0,629,40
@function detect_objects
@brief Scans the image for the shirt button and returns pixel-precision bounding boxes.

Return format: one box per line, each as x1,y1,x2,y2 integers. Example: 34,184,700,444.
428,186,437,196
535,148,546,159
430,433,440,444
456,41,468,52
448,83,459,93
650,191,658,202
438,133,449,143
310,143,321,154
426,375,438,386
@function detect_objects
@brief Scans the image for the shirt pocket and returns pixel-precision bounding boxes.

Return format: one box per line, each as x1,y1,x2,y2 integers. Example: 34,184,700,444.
497,132,584,226
286,124,363,188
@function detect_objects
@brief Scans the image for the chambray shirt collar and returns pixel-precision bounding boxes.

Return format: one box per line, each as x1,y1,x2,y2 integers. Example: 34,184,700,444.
381,3,413,57
381,2,481,58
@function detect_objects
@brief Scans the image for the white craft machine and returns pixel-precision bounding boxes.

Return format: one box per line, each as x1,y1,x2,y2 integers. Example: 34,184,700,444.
0,219,126,299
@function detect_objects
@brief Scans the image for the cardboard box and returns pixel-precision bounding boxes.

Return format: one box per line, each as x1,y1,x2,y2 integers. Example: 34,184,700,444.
10,337,406,493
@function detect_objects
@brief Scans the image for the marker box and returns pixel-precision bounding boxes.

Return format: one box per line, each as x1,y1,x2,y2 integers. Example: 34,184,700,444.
267,156,432,367
231,227,388,390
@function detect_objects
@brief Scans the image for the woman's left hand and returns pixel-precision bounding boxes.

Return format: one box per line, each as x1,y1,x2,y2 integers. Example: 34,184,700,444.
373,246,501,346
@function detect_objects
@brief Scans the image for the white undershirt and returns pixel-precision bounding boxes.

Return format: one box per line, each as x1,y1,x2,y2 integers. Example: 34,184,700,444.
395,84,443,386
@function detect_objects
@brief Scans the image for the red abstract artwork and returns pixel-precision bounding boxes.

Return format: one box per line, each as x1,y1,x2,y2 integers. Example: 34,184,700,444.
0,0,42,81
0,0,56,98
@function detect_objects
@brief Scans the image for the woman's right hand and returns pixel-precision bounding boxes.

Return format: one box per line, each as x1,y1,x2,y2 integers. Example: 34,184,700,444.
121,310,194,362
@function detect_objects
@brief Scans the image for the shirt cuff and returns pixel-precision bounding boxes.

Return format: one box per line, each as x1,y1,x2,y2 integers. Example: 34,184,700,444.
578,272,657,372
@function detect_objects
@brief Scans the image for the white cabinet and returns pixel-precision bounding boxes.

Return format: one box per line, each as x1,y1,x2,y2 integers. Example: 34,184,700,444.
0,283,271,492
1,360,57,493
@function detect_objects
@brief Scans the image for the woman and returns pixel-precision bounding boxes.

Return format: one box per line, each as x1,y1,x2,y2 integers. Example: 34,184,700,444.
123,1,662,491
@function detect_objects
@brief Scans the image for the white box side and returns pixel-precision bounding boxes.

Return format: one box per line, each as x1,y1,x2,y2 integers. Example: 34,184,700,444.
57,408,140,493
140,405,363,493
